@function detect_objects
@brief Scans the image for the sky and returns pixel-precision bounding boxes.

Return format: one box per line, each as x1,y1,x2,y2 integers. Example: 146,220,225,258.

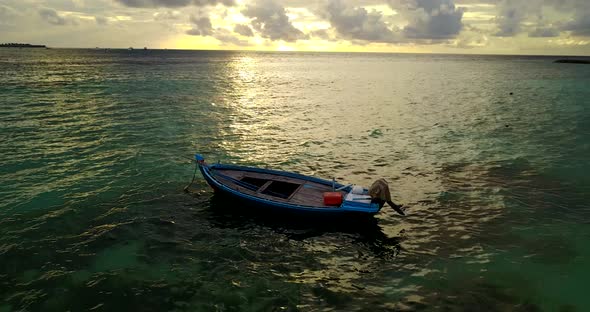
1,0,589,55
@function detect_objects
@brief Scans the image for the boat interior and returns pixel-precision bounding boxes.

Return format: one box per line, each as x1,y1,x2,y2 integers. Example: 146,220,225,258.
210,168,341,207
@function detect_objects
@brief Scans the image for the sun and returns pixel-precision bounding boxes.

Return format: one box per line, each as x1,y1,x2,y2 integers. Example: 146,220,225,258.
277,44,296,51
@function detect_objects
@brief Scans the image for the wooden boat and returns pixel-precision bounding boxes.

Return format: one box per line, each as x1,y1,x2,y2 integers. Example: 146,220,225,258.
195,154,382,215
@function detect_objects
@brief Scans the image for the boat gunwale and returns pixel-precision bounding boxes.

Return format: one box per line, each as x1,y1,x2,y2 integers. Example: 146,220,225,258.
208,163,350,190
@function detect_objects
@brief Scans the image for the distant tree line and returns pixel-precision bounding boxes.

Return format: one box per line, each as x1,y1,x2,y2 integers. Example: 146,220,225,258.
0,43,46,48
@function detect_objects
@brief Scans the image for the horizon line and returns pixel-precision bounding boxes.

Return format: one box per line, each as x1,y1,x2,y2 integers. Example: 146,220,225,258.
2,44,590,58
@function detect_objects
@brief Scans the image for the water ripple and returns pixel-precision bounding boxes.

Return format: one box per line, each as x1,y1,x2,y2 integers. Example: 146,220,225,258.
1,49,589,311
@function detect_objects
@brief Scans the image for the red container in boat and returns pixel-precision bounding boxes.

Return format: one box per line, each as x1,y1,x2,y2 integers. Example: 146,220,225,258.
323,192,343,206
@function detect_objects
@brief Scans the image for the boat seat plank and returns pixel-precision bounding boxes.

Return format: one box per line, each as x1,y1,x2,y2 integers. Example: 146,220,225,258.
257,181,273,193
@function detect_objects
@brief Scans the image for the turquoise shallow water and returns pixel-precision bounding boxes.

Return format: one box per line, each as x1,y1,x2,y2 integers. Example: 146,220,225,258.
1,49,590,311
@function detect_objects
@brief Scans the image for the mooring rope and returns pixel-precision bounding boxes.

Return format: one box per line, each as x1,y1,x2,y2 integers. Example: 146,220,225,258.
183,161,199,192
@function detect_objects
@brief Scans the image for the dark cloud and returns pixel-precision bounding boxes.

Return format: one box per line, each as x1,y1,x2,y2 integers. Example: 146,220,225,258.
544,0,589,13
310,29,333,40
399,0,465,39
39,8,68,26
491,0,590,37
214,29,253,45
282,0,387,8
153,11,182,20
185,13,252,46
489,0,590,38
242,0,307,42
529,26,560,37
493,0,533,36
234,24,254,36
454,0,498,3
323,0,399,43
95,16,108,26
186,15,214,36
114,0,234,8
563,14,590,36
321,0,463,43
542,0,590,36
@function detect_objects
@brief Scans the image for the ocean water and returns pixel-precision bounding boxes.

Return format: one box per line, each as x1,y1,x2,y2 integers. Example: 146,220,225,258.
1,48,590,311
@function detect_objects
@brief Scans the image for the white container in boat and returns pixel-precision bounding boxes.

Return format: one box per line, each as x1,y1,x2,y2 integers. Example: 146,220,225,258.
351,185,365,195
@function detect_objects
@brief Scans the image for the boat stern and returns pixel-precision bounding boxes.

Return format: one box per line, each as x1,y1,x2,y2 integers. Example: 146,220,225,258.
339,188,382,214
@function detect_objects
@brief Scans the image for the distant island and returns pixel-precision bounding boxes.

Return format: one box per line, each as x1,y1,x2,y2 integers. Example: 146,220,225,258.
554,59,590,64
0,43,47,48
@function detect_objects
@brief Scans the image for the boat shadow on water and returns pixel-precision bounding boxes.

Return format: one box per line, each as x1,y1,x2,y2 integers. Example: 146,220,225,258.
201,194,405,259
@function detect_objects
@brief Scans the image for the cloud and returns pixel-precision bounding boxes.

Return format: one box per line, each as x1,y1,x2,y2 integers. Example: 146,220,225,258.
39,8,69,26
186,14,214,36
0,4,17,18
114,0,235,8
1,0,589,53
242,0,307,42
454,31,489,48
234,24,254,36
322,0,400,43
399,0,465,39
0,4,19,29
